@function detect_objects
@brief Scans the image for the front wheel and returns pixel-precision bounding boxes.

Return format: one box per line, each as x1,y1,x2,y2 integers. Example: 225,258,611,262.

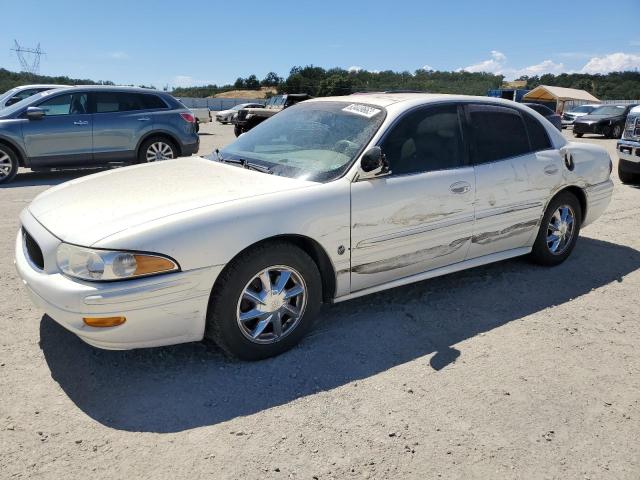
612,124,622,139
233,125,243,137
205,241,322,360
618,163,639,184
529,192,582,266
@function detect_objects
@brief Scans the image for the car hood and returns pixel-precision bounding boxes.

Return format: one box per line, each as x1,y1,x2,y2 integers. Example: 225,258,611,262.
27,156,316,246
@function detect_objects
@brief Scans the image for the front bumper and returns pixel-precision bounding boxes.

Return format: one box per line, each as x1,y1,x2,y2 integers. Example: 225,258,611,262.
15,211,223,350
617,139,640,164
573,122,605,135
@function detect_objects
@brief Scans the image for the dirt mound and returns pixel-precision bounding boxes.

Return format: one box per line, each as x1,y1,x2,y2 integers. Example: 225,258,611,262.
213,87,277,99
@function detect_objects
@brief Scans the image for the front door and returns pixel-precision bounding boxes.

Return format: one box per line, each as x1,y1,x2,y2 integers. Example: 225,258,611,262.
350,103,476,292
22,91,92,167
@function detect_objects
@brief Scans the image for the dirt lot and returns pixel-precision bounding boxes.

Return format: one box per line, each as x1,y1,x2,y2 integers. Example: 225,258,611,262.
1,123,639,479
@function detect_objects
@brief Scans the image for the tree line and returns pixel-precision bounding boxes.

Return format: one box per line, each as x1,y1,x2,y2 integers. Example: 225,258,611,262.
2,66,639,100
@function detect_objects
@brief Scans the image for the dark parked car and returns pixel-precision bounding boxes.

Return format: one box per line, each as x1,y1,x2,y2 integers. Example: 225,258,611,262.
573,104,639,139
0,86,199,184
522,103,562,131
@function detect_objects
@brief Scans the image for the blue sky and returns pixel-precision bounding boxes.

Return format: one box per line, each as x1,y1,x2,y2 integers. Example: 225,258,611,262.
2,0,639,88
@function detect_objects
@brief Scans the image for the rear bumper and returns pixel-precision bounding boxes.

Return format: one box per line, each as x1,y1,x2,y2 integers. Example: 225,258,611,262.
181,135,200,156
583,179,614,228
15,211,223,350
617,139,640,164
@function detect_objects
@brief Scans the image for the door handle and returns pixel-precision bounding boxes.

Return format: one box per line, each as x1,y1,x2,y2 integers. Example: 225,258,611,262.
450,181,471,194
73,121,88,125
138,117,150,121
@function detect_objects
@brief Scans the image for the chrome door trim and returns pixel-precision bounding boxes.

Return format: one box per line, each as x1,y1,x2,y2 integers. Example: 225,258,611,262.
356,214,475,249
475,201,543,220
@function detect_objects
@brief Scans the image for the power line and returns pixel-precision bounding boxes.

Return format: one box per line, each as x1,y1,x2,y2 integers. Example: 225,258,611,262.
11,40,45,75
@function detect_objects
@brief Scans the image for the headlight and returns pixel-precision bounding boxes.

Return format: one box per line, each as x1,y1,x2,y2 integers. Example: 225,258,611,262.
56,243,179,281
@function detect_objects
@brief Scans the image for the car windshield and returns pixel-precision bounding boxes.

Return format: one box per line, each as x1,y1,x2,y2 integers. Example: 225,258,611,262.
0,87,20,103
571,105,596,114
0,89,53,116
590,105,626,116
220,101,386,182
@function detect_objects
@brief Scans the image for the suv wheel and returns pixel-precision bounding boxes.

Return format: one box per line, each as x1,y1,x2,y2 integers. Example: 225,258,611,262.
205,241,322,360
138,137,178,163
0,145,19,184
612,124,622,139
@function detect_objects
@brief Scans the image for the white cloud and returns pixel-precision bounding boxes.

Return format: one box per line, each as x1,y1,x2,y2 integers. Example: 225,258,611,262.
421,64,434,71
108,51,129,60
348,65,362,73
460,51,563,79
580,52,640,74
173,75,194,88
512,59,565,78
461,50,506,73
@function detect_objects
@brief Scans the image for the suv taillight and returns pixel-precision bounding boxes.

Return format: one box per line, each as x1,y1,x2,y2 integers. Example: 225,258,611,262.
180,112,195,123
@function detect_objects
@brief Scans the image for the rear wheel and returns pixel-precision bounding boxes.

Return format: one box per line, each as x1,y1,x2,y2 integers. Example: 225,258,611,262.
529,192,582,266
234,125,243,137
138,137,178,163
0,144,19,184
574,132,583,138
205,241,322,360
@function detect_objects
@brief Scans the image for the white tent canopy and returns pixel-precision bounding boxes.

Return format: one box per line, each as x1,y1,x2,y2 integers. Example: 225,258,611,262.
523,85,600,112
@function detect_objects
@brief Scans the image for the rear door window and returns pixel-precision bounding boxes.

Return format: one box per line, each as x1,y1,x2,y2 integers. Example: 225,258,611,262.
467,104,531,164
522,111,552,151
93,92,147,113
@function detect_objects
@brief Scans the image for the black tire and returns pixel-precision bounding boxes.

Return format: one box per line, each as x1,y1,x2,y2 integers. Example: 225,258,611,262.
234,125,242,137
0,144,19,184
574,132,583,138
137,136,178,164
612,124,623,139
603,126,613,139
529,191,582,266
618,163,639,184
195,120,200,133
205,241,322,360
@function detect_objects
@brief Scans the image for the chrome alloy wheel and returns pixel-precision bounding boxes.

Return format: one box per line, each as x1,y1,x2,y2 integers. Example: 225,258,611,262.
146,141,175,162
0,150,13,178
236,265,307,344
546,205,576,255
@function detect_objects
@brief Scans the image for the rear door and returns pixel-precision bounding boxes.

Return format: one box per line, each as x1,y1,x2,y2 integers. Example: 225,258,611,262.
90,91,160,163
22,91,93,167
350,103,475,292
465,104,560,259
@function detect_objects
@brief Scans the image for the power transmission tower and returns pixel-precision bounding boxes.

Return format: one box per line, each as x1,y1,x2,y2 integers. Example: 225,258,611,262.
11,40,45,75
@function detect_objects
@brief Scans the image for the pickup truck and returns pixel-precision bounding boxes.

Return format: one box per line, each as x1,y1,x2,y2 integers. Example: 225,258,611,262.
233,93,311,136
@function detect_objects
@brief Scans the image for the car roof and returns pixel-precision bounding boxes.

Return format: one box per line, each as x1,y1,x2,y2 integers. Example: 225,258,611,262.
9,84,69,90
62,85,168,94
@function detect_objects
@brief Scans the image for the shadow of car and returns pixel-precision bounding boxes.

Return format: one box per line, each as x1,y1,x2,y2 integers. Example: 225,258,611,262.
38,236,639,433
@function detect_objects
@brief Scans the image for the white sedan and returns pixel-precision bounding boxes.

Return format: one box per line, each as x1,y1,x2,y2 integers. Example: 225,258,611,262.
215,102,264,124
15,93,613,360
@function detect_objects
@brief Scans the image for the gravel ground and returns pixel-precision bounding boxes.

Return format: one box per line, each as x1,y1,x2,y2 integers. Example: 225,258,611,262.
1,123,639,479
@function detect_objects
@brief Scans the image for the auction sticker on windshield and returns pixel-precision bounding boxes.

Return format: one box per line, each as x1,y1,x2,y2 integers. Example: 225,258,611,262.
342,104,382,118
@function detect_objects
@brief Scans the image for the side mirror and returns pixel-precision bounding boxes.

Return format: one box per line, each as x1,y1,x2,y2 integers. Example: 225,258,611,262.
26,107,45,120
358,146,390,179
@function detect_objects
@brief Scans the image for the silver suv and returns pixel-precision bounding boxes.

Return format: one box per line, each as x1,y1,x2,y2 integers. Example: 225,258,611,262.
0,86,199,184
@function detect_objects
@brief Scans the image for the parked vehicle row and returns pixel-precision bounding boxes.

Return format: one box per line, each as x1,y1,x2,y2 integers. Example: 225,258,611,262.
0,86,199,183
573,104,639,139
15,93,613,360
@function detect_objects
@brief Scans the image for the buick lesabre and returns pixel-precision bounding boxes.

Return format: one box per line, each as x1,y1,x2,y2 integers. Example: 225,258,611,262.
15,93,614,359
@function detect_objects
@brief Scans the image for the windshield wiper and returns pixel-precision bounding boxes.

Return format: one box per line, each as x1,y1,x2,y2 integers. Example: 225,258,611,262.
215,149,272,174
